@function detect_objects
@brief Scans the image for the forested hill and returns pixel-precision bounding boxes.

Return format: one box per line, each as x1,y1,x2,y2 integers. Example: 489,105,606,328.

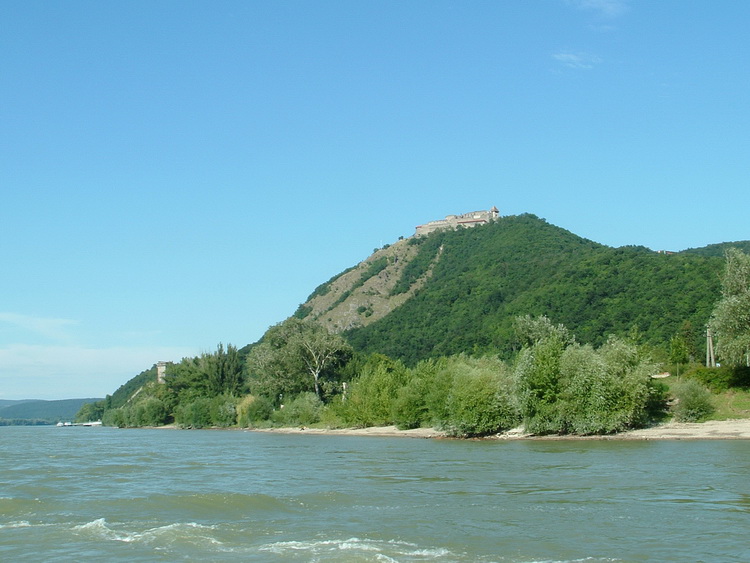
296,214,739,365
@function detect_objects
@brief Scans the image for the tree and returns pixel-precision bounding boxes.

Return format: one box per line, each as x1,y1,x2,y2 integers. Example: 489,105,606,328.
710,248,750,366
165,343,244,404
204,343,243,397
246,318,352,400
513,314,574,348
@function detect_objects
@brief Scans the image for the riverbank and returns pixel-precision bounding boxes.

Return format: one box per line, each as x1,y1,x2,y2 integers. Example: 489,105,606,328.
248,419,750,440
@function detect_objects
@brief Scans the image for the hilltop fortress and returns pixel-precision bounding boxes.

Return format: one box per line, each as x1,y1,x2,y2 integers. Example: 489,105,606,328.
415,206,500,236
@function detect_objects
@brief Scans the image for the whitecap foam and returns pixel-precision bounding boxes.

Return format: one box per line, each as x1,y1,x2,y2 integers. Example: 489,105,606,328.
72,518,221,547
0,520,31,529
72,518,126,541
260,537,459,560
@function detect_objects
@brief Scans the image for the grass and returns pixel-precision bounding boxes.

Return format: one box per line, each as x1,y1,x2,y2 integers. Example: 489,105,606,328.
709,388,750,420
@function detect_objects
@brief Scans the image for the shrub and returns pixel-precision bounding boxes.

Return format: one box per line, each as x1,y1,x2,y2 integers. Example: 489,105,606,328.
237,395,274,426
558,341,659,434
672,380,715,422
684,366,750,392
392,376,430,430
443,367,519,437
210,396,238,427
272,393,323,426
514,332,663,435
514,336,567,434
339,355,408,426
174,397,213,428
102,407,128,428
130,397,169,427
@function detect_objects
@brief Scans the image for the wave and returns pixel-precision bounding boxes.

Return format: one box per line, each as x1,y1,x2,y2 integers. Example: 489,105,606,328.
72,517,222,548
0,520,32,529
259,537,457,561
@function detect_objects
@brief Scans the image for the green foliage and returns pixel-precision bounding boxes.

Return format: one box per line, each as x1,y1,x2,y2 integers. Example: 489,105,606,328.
683,365,750,392
205,343,244,397
246,318,352,401
164,343,244,406
391,378,429,430
671,380,715,422
0,418,52,426
102,408,128,428
210,396,239,427
107,366,158,409
174,397,213,428
271,392,323,426
514,318,664,435
130,397,169,427
345,215,726,365
237,395,274,427
441,358,519,437
293,304,313,320
391,358,448,430
514,335,567,434
681,241,750,257
101,396,170,428
337,354,409,426
514,314,574,348
297,266,357,304
710,248,750,366
75,401,105,423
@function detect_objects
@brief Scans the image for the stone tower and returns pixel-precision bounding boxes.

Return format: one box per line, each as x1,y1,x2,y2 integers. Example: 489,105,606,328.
156,361,167,384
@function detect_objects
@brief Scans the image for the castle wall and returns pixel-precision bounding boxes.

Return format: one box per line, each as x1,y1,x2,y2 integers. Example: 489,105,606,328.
414,206,499,236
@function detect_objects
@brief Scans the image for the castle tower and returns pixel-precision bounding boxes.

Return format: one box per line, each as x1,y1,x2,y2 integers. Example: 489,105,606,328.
156,361,167,384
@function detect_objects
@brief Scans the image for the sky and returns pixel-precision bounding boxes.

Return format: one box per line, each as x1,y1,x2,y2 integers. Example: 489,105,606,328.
2,0,749,400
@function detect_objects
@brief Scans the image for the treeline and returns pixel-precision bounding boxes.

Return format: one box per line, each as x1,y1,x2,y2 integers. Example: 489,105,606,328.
0,418,54,426
82,316,680,436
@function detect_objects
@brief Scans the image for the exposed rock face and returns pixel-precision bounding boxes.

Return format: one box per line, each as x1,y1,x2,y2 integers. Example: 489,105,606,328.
297,206,500,333
298,238,441,333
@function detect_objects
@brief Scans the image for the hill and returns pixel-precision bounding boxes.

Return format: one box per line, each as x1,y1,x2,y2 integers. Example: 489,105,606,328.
296,213,736,364
0,398,103,424
101,212,747,408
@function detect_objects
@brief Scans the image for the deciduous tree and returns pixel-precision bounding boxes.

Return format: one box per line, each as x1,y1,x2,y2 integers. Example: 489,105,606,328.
710,248,750,366
246,318,352,400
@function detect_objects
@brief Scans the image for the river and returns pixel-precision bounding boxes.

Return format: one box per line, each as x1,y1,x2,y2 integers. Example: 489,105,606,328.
1,426,749,562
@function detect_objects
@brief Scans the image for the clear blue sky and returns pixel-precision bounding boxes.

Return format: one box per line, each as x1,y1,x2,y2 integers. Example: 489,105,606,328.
2,1,748,400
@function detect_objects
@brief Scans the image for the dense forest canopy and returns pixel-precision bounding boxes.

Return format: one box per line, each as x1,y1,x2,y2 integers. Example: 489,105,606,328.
344,214,723,363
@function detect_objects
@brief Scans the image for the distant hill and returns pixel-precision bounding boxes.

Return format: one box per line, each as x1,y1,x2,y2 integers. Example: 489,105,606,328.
0,398,103,424
295,213,744,364
680,241,750,257
0,399,34,408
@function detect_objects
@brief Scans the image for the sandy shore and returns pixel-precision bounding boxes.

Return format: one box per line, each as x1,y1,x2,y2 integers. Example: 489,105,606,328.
248,419,750,440
615,419,750,440
249,425,446,439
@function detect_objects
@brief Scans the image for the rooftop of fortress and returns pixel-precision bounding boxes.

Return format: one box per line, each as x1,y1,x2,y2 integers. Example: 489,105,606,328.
415,206,500,236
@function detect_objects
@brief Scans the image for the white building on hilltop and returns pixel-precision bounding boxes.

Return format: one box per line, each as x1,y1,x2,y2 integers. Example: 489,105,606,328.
415,206,499,236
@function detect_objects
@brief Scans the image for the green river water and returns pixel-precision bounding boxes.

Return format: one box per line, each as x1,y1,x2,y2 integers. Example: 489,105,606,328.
1,426,748,562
